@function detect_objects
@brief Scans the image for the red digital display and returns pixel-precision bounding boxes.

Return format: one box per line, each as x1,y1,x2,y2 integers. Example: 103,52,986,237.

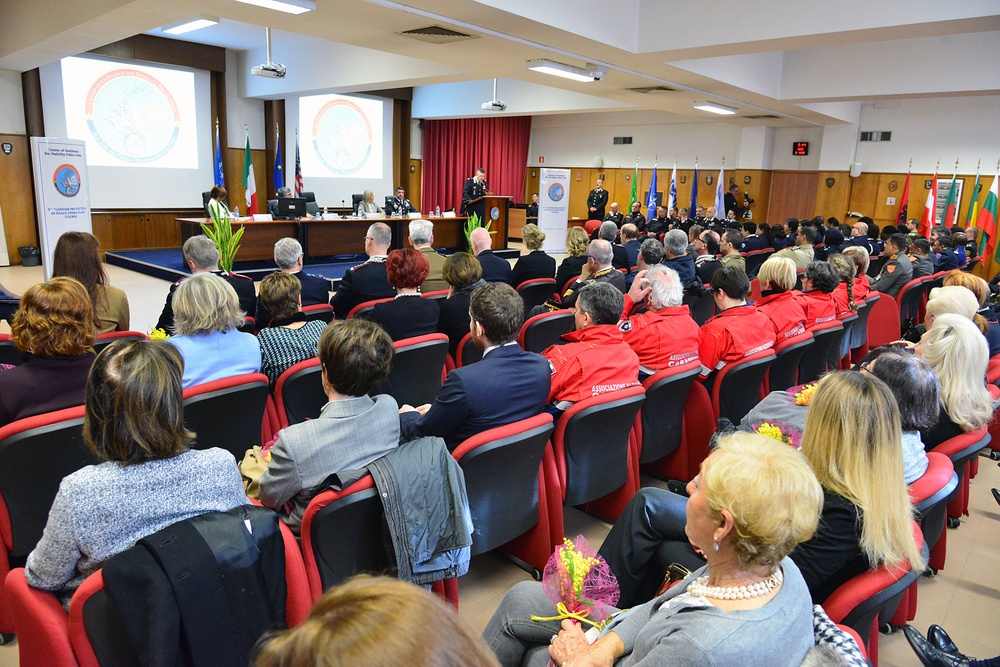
792,141,809,156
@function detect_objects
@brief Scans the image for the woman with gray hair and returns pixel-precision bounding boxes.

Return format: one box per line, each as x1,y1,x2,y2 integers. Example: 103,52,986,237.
356,189,384,216
619,264,700,373
166,273,262,388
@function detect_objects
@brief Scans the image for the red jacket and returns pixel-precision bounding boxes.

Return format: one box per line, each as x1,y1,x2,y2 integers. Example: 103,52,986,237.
619,296,700,370
755,291,806,341
698,305,776,377
793,290,838,329
853,275,871,302
543,324,640,404
832,283,857,317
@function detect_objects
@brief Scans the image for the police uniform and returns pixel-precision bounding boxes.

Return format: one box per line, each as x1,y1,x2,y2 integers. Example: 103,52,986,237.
587,186,609,220
870,251,913,298
624,211,647,231
330,256,395,319
698,304,775,378
619,295,700,371
603,210,624,227
462,177,488,214
155,270,257,332
542,324,640,405
386,197,416,217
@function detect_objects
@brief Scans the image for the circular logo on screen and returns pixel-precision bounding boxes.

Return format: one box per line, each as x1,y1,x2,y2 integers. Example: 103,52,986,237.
53,164,81,197
547,183,564,202
84,69,180,163
490,206,500,221
311,99,372,175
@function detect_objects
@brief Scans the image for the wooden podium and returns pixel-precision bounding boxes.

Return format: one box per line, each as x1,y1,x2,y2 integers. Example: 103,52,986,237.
465,195,510,250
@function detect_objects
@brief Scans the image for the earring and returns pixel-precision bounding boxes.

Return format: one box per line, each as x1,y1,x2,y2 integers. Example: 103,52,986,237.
712,541,719,552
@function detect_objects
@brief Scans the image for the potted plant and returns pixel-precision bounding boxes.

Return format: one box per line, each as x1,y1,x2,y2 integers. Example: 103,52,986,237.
200,205,244,273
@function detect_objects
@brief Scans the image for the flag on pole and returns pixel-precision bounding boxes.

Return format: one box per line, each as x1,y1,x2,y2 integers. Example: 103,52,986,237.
919,167,938,238
243,132,258,215
967,164,983,251
667,162,677,211
646,161,658,220
273,127,284,191
293,132,304,197
629,158,638,209
895,167,910,227
980,168,998,261
690,161,699,217
214,121,224,188
714,165,725,221
942,168,959,228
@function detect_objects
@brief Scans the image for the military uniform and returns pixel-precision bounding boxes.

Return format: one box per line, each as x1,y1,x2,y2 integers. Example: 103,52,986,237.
385,197,416,217
774,244,815,271
462,177,488,214
330,256,395,319
155,270,257,332
587,186,609,220
870,251,913,298
603,210,624,227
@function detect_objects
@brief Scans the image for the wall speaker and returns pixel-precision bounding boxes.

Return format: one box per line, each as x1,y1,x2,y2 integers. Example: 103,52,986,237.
849,162,863,177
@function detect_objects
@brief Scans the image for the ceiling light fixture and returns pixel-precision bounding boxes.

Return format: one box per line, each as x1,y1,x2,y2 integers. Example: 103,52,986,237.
692,101,738,115
526,59,605,82
234,0,315,15
161,15,219,34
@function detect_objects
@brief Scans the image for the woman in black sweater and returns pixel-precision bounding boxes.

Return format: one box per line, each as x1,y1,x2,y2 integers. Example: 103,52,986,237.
511,224,556,289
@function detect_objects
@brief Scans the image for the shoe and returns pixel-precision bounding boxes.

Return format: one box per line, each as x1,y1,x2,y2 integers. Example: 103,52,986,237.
992,487,1000,507
903,625,969,667
928,625,969,661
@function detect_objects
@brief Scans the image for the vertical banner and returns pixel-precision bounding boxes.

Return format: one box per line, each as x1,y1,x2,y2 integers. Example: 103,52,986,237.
31,138,92,279
538,168,570,254
0,203,9,266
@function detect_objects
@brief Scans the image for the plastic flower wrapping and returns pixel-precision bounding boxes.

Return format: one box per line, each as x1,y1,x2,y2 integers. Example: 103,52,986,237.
531,536,619,628
751,420,802,448
787,382,818,406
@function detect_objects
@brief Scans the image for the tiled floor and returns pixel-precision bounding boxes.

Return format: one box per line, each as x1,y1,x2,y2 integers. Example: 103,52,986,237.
1,256,1000,666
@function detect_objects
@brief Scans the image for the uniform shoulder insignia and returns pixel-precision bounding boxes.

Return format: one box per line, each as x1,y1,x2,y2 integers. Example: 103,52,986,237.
228,271,253,281
620,321,633,333
886,264,896,274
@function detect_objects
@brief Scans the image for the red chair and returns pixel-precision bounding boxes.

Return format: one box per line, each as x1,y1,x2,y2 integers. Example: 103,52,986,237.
0,334,21,367
909,452,959,574
711,350,777,424
636,363,701,480
182,373,271,460
749,278,762,302
560,275,580,299
451,414,558,572
986,384,1000,460
455,332,483,367
371,333,450,407
273,358,325,429
799,321,844,383
767,331,814,393
552,386,645,521
864,292,901,354
238,315,257,335
301,475,458,608
743,249,773,277
93,330,147,355
0,406,98,641
301,303,334,323
584,219,602,235
987,353,1000,385
347,297,392,319
516,278,558,313
847,293,879,363
896,276,930,331
518,310,574,354
421,289,450,305
930,425,991,525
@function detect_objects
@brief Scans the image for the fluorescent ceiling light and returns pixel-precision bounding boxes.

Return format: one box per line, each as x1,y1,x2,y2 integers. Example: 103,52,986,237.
161,15,219,34
235,0,315,14
526,59,604,82
692,101,738,115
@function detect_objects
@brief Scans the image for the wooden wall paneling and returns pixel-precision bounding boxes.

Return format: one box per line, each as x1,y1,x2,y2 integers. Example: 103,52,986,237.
523,166,539,205
872,173,907,223
736,170,772,223
768,172,818,224
813,172,852,221
91,214,115,250
568,168,592,219
90,35,225,72
264,101,285,200
110,213,148,249
846,173,882,221
609,169,631,210
145,212,187,248
0,134,38,263
408,159,422,211
395,99,411,199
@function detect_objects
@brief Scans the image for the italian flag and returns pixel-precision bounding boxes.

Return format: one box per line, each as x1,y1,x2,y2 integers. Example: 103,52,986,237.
919,169,937,238
980,170,998,261
243,133,258,215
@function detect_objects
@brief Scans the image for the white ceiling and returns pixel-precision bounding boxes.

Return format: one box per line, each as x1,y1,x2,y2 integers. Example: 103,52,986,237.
2,0,998,127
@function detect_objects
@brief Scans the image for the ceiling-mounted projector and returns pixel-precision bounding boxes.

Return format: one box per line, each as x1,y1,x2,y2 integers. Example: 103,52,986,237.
481,100,506,112
252,27,286,78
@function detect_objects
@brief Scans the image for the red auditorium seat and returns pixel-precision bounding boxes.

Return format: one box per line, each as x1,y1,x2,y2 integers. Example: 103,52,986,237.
930,425,991,525
93,330,147,355
273,357,325,429
371,333,449,407
300,302,334,323
455,332,483,367
516,278,557,313
518,310,574,354
711,349,776,424
182,373,271,460
346,297,392,319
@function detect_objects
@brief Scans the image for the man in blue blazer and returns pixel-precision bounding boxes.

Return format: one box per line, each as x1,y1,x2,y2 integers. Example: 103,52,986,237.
470,227,512,283
398,283,550,449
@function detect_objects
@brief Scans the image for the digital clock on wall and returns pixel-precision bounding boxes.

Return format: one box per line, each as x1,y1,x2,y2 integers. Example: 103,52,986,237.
792,142,810,156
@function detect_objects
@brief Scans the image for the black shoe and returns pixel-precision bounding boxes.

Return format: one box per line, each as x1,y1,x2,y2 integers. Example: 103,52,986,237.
903,625,969,667
992,488,1000,507
928,625,970,661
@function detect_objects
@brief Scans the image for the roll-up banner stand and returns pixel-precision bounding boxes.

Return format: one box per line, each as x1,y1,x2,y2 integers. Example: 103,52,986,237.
538,168,570,254
31,137,92,279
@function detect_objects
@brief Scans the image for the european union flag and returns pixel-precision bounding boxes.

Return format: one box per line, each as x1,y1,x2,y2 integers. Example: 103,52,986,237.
214,124,224,188
273,133,284,191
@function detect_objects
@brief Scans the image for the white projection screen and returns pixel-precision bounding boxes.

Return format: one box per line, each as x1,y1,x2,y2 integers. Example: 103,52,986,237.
40,55,213,209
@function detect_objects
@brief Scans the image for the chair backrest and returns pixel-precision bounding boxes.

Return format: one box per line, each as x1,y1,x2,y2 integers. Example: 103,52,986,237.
749,278,762,302
908,452,959,559
560,275,580,298
931,425,991,467
866,292,899,349
866,255,888,278
300,191,316,203
798,322,844,384
238,315,257,335
834,313,859,368
351,193,364,211
769,331,814,393
683,290,716,326
896,276,928,328
516,278,558,313
451,414,554,555
744,249,773,277
301,303,334,324
0,334,22,367
202,191,212,217
965,257,981,273
347,297,393,319
182,373,271,460
584,220,602,235
456,332,483,367
518,311,574,354
848,295,877,350
421,289,450,305
638,363,701,465
556,386,645,506
274,358,326,428
93,331,147,355
371,334,449,407
712,350,777,424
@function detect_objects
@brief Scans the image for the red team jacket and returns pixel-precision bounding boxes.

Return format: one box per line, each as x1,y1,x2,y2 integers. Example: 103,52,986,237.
853,275,872,302
792,290,839,329
543,324,640,404
698,305,776,377
619,296,701,370
755,291,807,341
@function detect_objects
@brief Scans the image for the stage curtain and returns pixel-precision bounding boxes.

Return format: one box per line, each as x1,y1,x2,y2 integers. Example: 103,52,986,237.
422,116,531,215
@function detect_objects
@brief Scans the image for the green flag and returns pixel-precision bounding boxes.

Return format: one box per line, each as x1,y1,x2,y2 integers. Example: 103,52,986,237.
629,159,638,208
967,166,983,252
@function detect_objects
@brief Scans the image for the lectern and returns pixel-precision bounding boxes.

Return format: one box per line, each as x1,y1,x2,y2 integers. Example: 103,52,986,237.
465,196,510,250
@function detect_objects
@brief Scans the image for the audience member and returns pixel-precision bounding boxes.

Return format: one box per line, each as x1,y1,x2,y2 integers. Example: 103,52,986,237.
828,253,858,317
932,235,960,272
603,201,624,227
600,221,630,270
963,227,980,259
257,272,327,386
794,261,839,328
623,201,646,231
399,283,550,449
620,224,642,268
52,231,129,334
510,224,556,288
741,222,764,251
943,270,1000,356
694,230,722,283
823,218,845,250
871,233,913,298
257,238,329,324
908,237,934,278
775,226,816,271
409,220,448,292
559,240,626,311
0,277,96,427
619,265,700,371
661,229,696,285
755,257,807,341
903,624,999,667
166,273,261,388
841,246,872,303
156,236,256,332
437,252,486,357
259,319,398,532
470,227,512,283
698,266,775,380
719,229,747,274
554,227,590,293
848,220,878,256
24,340,248,605
329,222,395,319
685,223,704,255
543,282,639,407
367,248,440,341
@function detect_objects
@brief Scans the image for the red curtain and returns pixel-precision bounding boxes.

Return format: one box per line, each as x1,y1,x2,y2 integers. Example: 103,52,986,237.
422,116,531,214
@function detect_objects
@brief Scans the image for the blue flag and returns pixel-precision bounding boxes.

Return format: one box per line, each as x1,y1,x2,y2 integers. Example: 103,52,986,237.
214,123,224,187
690,163,699,217
646,163,658,219
273,131,284,191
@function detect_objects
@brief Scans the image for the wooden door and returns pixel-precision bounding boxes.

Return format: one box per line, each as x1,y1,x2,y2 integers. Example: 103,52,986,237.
769,172,818,223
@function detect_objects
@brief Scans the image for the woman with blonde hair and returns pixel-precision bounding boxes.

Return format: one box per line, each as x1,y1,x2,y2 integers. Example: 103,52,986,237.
166,273,261,388
511,224,556,288
924,285,980,331
52,231,130,333
555,226,590,292
917,313,994,449
356,189,384,217
943,269,1000,355
755,256,807,341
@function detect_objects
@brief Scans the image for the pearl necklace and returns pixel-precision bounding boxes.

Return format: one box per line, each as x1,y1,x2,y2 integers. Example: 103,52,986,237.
687,569,783,600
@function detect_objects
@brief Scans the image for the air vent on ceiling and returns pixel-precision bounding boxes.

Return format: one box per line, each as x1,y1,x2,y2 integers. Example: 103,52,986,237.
860,131,892,142
743,114,780,120
613,136,633,145
396,25,478,44
626,86,676,94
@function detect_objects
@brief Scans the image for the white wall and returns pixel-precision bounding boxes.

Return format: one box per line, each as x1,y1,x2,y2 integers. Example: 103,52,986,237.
0,70,25,134
228,50,265,150
410,119,422,159
770,126,823,170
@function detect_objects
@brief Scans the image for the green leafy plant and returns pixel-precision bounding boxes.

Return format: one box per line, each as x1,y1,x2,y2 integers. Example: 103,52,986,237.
200,206,244,272
463,211,496,250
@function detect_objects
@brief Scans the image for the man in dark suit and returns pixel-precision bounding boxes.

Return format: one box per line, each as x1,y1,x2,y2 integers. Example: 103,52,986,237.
330,222,396,319
256,237,329,324
155,236,256,332
462,168,489,215
398,283,550,449
470,227,512,283
587,177,609,220
526,193,539,217
622,224,642,268
599,221,630,270
385,186,416,217
267,187,292,218
623,201,646,232
724,185,743,219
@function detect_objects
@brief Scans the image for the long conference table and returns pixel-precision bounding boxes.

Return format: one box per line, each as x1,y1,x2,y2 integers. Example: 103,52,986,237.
176,215,471,262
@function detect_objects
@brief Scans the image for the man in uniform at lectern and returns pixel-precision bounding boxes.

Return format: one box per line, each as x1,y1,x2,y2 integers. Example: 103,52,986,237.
587,176,609,220
385,186,416,217
462,168,489,215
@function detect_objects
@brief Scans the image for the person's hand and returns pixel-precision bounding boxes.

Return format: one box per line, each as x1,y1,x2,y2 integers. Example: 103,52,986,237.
589,207,597,212
549,621,615,667
398,404,418,414
415,404,431,415
627,270,650,304
579,261,593,281
889,339,917,350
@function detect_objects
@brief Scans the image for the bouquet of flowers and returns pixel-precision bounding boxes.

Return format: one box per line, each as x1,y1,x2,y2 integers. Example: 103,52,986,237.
531,536,619,629
148,327,171,340
787,382,818,406
751,420,802,449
